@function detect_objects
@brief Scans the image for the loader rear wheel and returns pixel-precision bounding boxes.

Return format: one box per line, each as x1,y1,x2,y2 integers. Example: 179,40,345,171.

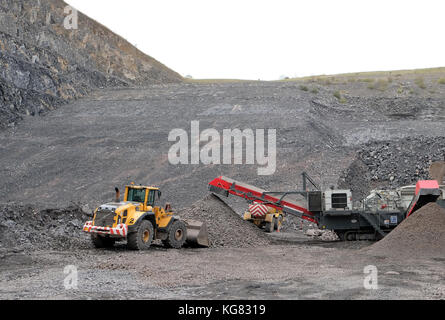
274,216,283,231
163,220,187,249
265,219,275,233
127,220,154,250
91,234,115,248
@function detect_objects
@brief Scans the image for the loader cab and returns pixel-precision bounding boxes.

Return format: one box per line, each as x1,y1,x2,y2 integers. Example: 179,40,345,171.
124,185,161,211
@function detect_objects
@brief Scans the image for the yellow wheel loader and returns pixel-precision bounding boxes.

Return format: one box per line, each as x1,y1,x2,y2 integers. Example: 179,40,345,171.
243,203,284,233
83,184,209,250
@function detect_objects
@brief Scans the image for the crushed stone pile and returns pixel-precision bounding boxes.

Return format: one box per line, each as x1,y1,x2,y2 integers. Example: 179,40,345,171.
178,194,270,248
364,203,445,259
0,203,91,251
339,136,445,200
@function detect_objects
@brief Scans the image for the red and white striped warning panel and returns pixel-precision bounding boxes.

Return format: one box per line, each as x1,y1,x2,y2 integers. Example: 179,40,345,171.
83,221,128,237
249,203,269,217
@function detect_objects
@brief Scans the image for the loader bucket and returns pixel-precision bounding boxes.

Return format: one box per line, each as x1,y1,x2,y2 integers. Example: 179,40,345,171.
429,161,445,185
185,220,210,247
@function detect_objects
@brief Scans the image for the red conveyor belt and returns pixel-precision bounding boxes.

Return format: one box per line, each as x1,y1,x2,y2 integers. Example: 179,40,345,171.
209,176,317,224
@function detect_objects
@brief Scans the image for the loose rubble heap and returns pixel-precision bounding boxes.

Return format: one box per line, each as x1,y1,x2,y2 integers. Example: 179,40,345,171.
280,215,337,240
304,227,339,241
178,194,271,248
0,203,91,250
364,203,445,258
339,136,445,199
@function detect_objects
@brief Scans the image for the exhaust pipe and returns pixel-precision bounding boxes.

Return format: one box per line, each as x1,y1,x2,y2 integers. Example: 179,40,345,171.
115,187,120,202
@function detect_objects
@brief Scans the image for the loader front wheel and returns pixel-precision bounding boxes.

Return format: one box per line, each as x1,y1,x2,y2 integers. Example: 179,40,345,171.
127,220,154,250
163,220,187,249
91,234,115,248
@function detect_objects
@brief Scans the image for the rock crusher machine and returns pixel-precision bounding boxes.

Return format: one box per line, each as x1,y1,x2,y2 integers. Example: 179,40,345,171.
209,172,445,241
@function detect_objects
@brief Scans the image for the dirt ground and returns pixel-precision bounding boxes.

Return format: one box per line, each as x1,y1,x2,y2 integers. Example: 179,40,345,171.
0,233,443,300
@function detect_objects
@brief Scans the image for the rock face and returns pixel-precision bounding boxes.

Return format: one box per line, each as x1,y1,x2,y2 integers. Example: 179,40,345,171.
339,137,445,200
0,0,182,128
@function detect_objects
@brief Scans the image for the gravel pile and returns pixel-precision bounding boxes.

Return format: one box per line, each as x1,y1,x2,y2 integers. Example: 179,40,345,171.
364,203,445,258
339,136,445,200
0,203,91,250
178,194,270,248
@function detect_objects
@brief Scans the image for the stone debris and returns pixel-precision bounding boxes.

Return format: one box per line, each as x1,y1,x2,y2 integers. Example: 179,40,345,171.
305,227,339,241
305,229,323,237
178,194,270,248
0,203,91,250
320,230,340,241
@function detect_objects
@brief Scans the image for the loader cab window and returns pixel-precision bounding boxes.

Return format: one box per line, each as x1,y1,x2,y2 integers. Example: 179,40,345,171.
127,188,146,203
147,190,156,206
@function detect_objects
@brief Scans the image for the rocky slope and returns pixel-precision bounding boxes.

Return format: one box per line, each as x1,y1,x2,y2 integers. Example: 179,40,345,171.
0,0,182,129
1,78,444,210
338,137,445,200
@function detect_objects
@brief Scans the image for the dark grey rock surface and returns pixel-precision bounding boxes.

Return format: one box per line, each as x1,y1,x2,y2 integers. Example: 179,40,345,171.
1,80,444,210
0,0,182,129
339,136,445,199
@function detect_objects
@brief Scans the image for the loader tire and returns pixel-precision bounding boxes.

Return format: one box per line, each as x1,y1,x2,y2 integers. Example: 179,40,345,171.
127,220,154,250
265,219,275,233
163,220,187,249
91,234,115,248
274,216,283,231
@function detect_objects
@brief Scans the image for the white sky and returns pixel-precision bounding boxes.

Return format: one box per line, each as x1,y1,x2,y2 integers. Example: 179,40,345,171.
66,0,445,80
